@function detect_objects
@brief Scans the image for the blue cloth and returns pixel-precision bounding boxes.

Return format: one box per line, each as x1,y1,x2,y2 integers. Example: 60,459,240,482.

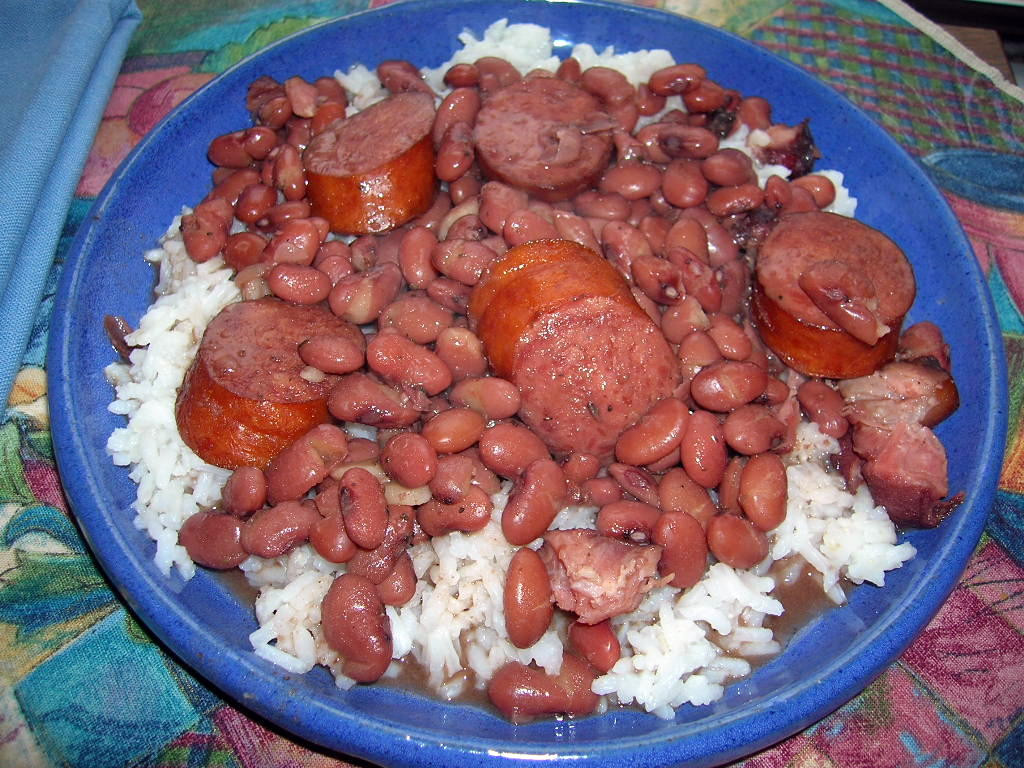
0,0,141,406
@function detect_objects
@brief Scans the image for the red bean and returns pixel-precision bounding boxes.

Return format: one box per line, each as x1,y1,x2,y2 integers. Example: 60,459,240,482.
267,263,331,304
503,208,560,247
648,63,706,96
723,404,786,455
658,467,717,530
561,453,601,485
600,163,662,200
681,409,727,489
241,500,319,558
444,62,479,88
431,238,498,286
653,510,708,588
433,87,481,146
436,122,475,183
321,573,393,683
478,423,550,479
222,466,267,518
208,130,252,168
418,486,493,536
181,198,233,263
235,183,278,224
377,552,417,606
366,331,452,396
637,122,718,164
797,380,849,438
607,463,660,507
706,514,769,569
661,297,710,344
449,377,521,420
179,511,247,569
683,78,728,113
329,262,404,324
581,477,623,507
378,59,433,95
573,189,631,221
264,218,322,266
502,459,567,546
381,432,438,488
690,360,768,412
378,294,453,345
596,500,661,544
310,512,357,563
792,173,837,208
346,504,415,584
581,66,635,105
662,158,708,209
340,467,388,550
739,453,788,532
602,220,653,278
630,254,686,305
265,423,349,504
615,397,689,466
475,56,521,93
422,408,486,455
223,231,268,271
700,149,755,187
426,277,472,314
708,314,753,360
298,333,365,375
504,547,554,648
706,183,765,217
568,620,620,673
487,653,600,722
397,226,439,289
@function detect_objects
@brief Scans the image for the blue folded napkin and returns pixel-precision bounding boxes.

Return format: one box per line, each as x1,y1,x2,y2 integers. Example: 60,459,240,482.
0,0,141,407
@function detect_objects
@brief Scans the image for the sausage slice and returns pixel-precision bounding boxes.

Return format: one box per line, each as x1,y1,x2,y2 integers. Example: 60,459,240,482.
304,91,437,235
752,211,915,379
175,298,362,469
470,239,680,460
473,76,615,202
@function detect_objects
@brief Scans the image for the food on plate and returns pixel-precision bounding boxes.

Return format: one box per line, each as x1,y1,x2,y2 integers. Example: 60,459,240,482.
175,297,362,469
304,91,438,234
752,210,916,379
469,239,680,460
105,20,962,724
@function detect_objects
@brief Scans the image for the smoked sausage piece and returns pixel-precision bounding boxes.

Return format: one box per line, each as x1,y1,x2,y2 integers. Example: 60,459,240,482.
752,211,915,379
175,298,361,469
304,92,437,234
473,76,615,202
469,239,680,461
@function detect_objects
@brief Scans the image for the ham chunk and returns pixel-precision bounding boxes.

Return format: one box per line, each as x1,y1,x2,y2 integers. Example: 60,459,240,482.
538,529,662,625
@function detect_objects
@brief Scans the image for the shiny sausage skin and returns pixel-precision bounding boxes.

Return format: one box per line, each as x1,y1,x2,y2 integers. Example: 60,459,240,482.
470,240,680,460
473,77,615,202
304,92,437,234
752,212,915,379
175,298,359,469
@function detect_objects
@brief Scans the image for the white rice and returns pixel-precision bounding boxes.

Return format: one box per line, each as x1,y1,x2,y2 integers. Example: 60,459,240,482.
105,19,910,720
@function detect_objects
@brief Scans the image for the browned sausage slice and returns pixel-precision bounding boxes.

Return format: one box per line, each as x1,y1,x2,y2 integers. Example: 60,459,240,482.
304,91,437,234
470,240,680,461
752,211,915,379
473,76,615,202
175,298,362,469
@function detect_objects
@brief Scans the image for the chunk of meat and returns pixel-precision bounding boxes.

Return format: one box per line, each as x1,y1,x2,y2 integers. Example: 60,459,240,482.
838,360,959,430
537,528,663,624
859,422,958,528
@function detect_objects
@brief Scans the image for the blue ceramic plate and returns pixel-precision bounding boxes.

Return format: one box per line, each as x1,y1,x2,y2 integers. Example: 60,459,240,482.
48,1,1008,765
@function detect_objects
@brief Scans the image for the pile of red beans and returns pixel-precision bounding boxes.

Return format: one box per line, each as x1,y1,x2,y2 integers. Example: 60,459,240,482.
173,52,854,719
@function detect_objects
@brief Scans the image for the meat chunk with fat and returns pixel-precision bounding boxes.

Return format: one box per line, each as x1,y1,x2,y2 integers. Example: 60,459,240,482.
538,529,663,625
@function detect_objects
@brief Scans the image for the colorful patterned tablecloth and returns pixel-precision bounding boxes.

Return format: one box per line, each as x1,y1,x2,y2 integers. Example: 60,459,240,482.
3,0,1024,765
